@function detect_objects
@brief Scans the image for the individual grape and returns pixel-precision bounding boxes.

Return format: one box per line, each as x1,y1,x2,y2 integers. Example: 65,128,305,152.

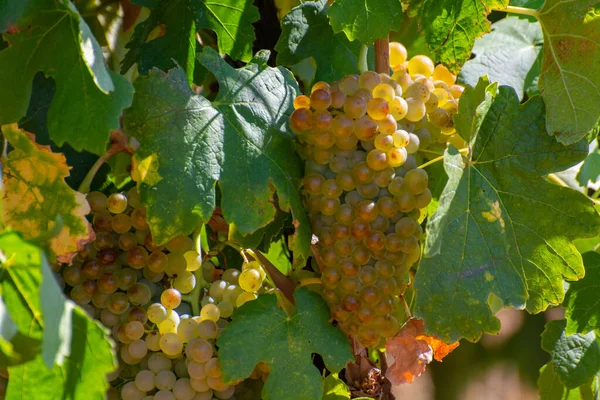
125,320,145,340
63,265,83,286
70,284,92,305
116,268,138,290
238,268,262,293
330,90,347,108
121,381,145,400
128,245,148,269
290,108,313,132
131,208,149,230
310,89,332,111
403,168,429,194
183,250,201,272
173,271,196,294
371,83,395,102
389,42,408,68
160,332,183,356
154,391,176,400
236,291,257,307
218,300,234,318
129,338,148,359
173,378,196,400
119,232,138,251
95,231,115,250
148,302,169,324
186,338,214,363
87,191,108,211
415,188,433,208
408,55,435,77
397,192,416,213
319,197,340,216
430,107,453,128
387,147,408,167
442,99,458,115
377,114,397,135
148,352,173,374
209,280,228,300
128,283,152,305
321,179,343,199
450,84,464,99
135,370,156,393
148,251,169,273
405,133,420,154
404,98,426,122
161,288,182,309
312,81,331,92
374,134,394,152
432,87,450,107
359,71,382,91
424,92,439,113
108,292,129,314
200,304,221,322
107,193,128,214
167,235,193,253
355,200,379,223
353,115,378,141
156,370,177,391
331,114,354,139
404,82,430,103
339,75,359,95
293,94,311,109
166,253,187,276
433,64,456,85
366,98,389,121
214,386,236,399
343,95,367,119
111,213,132,234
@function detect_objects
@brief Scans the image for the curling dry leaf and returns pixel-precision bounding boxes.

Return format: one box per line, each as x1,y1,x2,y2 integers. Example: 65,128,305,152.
1,124,94,263
385,319,459,385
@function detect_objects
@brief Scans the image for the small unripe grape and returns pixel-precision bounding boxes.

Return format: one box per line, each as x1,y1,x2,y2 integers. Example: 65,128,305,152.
290,108,313,132
404,98,426,122
389,42,408,68
343,95,367,119
293,94,311,109
408,55,435,77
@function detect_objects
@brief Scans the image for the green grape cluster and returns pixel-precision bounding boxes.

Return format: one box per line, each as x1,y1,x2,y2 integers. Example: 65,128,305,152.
291,44,463,348
56,187,268,400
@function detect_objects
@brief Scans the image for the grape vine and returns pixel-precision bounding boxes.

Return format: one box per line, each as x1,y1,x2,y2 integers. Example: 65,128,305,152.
0,0,600,399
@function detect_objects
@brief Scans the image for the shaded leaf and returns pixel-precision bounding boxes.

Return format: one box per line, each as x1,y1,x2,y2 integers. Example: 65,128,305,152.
415,81,600,342
541,319,600,388
0,231,116,399
0,0,133,155
459,17,543,100
538,0,600,144
385,319,458,385
1,124,94,263
322,373,351,400
565,252,600,334
406,0,508,73
217,288,352,400
328,0,403,45
577,139,600,187
275,0,364,83
0,296,41,367
538,362,597,400
124,48,310,262
122,0,259,74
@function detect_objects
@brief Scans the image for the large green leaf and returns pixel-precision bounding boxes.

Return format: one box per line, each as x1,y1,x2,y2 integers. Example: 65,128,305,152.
414,82,600,342
0,296,41,367
0,232,116,399
459,17,543,100
541,319,600,389
538,0,600,144
0,0,133,155
538,362,597,400
328,0,403,44
406,0,508,73
124,48,310,262
275,0,363,83
565,252,600,335
122,0,259,75
217,288,353,400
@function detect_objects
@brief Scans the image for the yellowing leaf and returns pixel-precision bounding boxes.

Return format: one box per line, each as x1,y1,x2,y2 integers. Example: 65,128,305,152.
1,124,94,263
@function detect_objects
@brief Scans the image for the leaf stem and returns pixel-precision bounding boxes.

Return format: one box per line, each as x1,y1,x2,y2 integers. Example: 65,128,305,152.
494,5,540,19
417,148,469,169
189,225,206,317
78,150,118,194
357,44,369,74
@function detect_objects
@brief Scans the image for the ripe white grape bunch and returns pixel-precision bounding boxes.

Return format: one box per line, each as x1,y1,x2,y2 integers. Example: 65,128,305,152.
58,188,270,400
290,42,464,348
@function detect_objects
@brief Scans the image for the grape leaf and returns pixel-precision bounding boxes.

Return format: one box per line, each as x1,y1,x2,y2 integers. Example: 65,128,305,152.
275,0,363,83
328,0,403,45
385,319,458,385
0,295,41,367
0,231,116,399
406,0,508,73
577,152,600,187
1,124,94,264
122,0,259,74
541,319,600,388
538,0,600,144
459,17,543,100
538,362,597,400
217,288,352,400
0,0,133,155
415,82,600,343
564,252,600,335
322,373,350,400
123,48,311,262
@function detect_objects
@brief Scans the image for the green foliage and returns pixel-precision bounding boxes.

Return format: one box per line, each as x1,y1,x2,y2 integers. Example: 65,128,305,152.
565,253,600,334
218,288,353,400
459,17,543,100
415,81,600,342
0,232,116,399
407,0,508,73
538,0,600,144
328,0,403,45
122,0,259,76
124,48,311,262
538,362,597,400
0,0,133,155
541,319,600,389
322,373,351,399
275,0,363,83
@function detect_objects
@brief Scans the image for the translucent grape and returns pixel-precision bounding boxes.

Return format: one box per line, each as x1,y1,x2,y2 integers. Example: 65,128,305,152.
290,108,313,132
108,292,130,314
209,280,228,300
217,300,234,318
131,208,149,230
156,370,177,390
173,271,196,294
121,381,145,400
433,64,456,85
160,332,183,356
331,114,354,139
343,95,367,119
408,55,435,77
450,84,464,99
87,191,107,212
161,288,182,309
235,291,257,307
158,310,180,335
166,253,187,276
330,90,346,109
200,304,221,322
148,303,169,323
404,82,430,103
293,94,310,109
366,98,389,120
112,213,132,234
353,115,378,141
119,232,138,251
129,338,148,359
125,320,145,340
387,147,408,167
310,89,331,111
404,98,426,122
183,250,201,272
339,75,359,95
366,149,388,171
136,370,156,392
389,42,408,68
186,338,214,363
146,332,161,352
107,193,128,214
430,107,452,128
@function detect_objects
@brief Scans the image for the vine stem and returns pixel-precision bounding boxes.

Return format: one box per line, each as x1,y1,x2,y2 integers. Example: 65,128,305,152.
357,44,369,74
417,147,469,169
78,145,123,194
374,36,390,73
493,5,540,19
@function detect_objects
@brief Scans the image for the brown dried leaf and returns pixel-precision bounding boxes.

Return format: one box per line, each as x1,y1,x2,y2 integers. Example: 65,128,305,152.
385,318,459,385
